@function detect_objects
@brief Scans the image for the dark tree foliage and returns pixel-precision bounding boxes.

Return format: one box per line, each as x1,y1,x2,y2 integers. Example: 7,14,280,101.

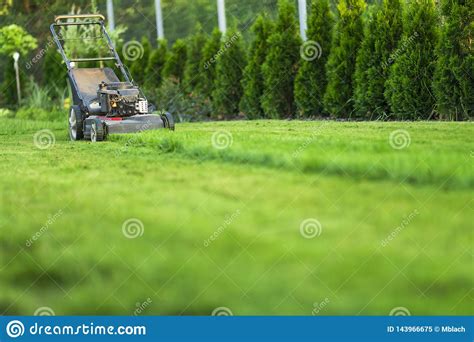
212,28,246,119
385,0,438,120
353,0,403,119
433,0,473,120
183,24,207,93
145,39,168,90
294,0,333,117
0,60,25,106
239,14,273,119
43,47,66,91
198,28,222,99
163,38,188,85
262,0,301,119
323,0,366,118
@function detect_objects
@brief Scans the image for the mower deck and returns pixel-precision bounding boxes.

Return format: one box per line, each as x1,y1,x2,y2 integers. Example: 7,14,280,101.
96,114,166,134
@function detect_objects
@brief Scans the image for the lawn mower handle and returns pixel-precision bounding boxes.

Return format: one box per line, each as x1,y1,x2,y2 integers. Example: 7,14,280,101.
55,14,105,24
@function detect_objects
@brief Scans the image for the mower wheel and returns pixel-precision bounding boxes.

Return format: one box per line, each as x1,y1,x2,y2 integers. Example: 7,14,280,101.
69,105,84,141
161,112,175,131
90,119,106,143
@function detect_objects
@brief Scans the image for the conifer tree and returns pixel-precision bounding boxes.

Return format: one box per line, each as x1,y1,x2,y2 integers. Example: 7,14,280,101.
294,0,333,117
199,28,222,100
262,0,301,118
212,28,246,119
239,14,273,119
183,24,207,92
385,0,438,120
433,0,473,120
353,0,403,119
163,39,188,85
130,36,151,85
145,39,168,90
323,0,366,118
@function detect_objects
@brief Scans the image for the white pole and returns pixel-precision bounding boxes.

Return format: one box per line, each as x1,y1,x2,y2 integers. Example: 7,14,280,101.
298,0,307,41
155,0,165,39
13,52,21,106
107,0,115,32
217,0,226,35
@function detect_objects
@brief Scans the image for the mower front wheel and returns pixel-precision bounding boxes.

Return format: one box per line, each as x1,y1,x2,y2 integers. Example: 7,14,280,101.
69,105,84,141
161,112,175,131
90,119,106,143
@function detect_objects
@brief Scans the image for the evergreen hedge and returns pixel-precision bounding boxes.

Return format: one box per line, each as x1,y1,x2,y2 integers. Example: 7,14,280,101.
240,14,273,119
163,39,188,85
199,28,222,100
323,0,366,118
212,28,246,119
433,0,473,120
183,24,207,93
262,0,301,119
353,0,403,119
294,0,333,118
385,0,439,120
145,39,168,91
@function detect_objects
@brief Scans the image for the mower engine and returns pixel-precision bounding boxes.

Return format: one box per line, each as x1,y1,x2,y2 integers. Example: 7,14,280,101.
98,82,148,117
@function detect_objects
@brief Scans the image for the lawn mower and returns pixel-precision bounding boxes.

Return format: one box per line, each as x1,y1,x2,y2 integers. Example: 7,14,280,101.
50,14,174,142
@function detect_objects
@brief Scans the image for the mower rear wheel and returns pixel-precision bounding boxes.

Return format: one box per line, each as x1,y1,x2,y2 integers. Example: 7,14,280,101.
161,112,175,131
90,119,106,143
69,105,84,141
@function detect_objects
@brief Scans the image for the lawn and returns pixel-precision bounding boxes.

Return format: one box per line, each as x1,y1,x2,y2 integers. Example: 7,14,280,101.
0,118,472,315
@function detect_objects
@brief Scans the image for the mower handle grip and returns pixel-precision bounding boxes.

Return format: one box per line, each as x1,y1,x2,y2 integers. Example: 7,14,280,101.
55,14,105,24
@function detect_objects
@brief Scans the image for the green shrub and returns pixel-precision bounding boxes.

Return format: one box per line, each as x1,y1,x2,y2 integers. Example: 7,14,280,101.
261,0,301,119
183,24,207,93
353,0,403,119
212,28,246,119
239,14,273,119
294,0,333,118
433,0,473,120
0,108,14,118
323,0,366,118
385,0,438,120
0,24,37,106
199,28,222,100
145,39,168,101
163,39,188,85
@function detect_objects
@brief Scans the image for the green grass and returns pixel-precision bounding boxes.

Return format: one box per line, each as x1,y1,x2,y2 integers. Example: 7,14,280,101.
0,118,472,315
